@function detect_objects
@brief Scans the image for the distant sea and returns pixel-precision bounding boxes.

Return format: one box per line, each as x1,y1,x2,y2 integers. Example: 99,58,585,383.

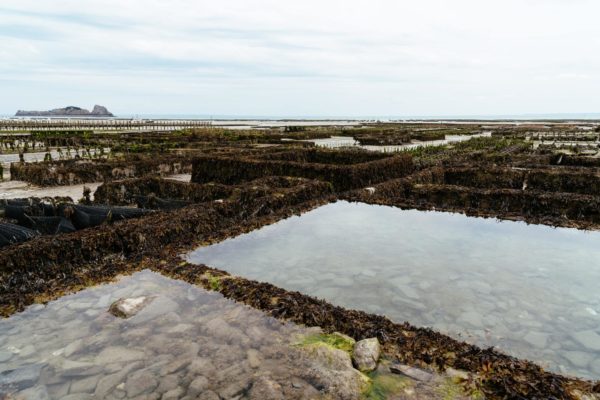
1,113,600,121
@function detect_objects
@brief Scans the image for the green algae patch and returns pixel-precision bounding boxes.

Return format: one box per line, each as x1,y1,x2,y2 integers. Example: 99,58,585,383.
297,332,356,354
437,377,485,400
206,274,223,291
362,371,411,400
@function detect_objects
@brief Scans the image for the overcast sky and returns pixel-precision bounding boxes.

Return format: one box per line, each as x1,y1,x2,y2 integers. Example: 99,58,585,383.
1,0,599,117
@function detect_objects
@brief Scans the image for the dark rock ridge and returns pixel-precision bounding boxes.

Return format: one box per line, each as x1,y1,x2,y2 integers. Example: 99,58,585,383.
15,105,114,117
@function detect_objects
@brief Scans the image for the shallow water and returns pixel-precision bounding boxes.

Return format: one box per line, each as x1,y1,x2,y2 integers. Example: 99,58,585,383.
0,270,322,399
309,132,491,152
188,201,600,379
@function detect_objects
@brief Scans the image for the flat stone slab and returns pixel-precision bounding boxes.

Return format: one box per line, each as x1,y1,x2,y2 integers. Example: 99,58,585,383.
570,330,600,351
390,363,434,382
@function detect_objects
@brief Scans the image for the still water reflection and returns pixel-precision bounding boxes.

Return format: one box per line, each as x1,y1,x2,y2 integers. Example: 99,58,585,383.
188,201,600,379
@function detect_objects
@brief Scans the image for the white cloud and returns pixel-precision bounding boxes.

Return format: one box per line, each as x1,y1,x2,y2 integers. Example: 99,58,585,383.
0,0,599,116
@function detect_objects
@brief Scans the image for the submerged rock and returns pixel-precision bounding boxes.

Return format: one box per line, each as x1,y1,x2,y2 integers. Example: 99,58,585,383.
352,338,381,372
248,376,284,400
15,385,50,400
390,363,433,382
0,364,43,388
94,346,145,364
570,330,600,351
108,296,154,318
125,370,158,397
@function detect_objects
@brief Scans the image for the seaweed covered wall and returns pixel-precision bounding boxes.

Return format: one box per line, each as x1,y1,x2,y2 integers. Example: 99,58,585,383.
0,177,334,320
10,155,194,186
191,148,414,191
93,177,233,205
345,165,600,229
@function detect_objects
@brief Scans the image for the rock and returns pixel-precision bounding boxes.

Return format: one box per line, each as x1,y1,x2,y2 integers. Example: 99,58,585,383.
187,358,215,375
62,395,93,400
126,370,158,397
0,364,43,388
197,391,220,400
109,296,155,318
187,376,209,396
564,351,594,368
247,349,261,368
94,362,141,398
352,338,381,372
156,374,179,393
303,343,353,370
129,296,179,324
390,363,433,382
522,331,549,349
95,372,125,398
458,310,482,328
571,330,600,351
19,344,36,358
15,105,114,117
63,338,84,357
218,377,252,399
15,385,50,400
204,317,249,344
159,358,191,376
445,367,469,381
91,105,113,116
60,359,103,377
95,346,146,364
165,323,194,334
0,350,13,362
248,376,284,400
47,381,70,398
365,187,376,195
69,374,100,393
161,387,185,400
301,343,369,399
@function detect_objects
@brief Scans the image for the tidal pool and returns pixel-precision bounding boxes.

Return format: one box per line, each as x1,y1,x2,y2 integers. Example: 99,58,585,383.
187,201,600,379
0,270,328,399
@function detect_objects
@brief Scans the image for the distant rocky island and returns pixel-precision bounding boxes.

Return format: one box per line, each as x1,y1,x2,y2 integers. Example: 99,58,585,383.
15,105,114,117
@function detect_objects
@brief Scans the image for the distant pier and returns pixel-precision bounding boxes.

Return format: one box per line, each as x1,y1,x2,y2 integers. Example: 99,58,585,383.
0,118,212,133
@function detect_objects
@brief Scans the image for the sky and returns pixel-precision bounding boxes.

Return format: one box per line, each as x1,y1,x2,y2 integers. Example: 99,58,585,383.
0,0,599,117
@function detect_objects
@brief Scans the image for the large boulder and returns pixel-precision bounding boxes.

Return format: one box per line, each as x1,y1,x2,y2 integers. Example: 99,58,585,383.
352,338,381,372
300,342,369,400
